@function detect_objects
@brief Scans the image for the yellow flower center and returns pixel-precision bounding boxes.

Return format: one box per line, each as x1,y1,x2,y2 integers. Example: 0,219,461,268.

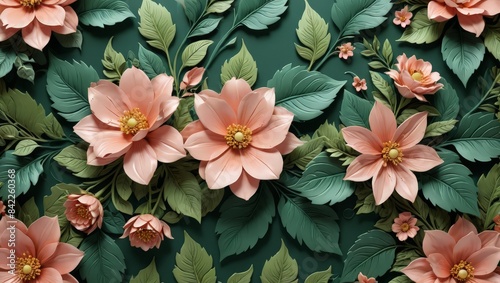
382,141,403,166
400,223,410,232
399,16,406,21
225,124,252,149
19,0,42,7
119,108,149,135
136,228,156,243
411,71,423,81
450,260,474,282
76,205,91,220
16,253,41,281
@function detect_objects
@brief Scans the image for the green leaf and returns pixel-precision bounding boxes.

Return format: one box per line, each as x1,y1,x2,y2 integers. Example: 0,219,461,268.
221,40,258,87
173,97,195,131
331,0,392,37
41,113,64,140
340,230,396,283
382,39,393,66
215,189,275,261
304,266,333,283
16,64,35,83
0,125,18,139
235,0,288,30
445,112,500,162
268,64,345,121
112,184,133,215
138,0,176,53
54,145,104,178
189,17,223,38
13,140,39,156
46,55,98,123
227,265,253,283
398,9,446,44
76,0,134,27
102,37,126,81
424,120,458,138
207,0,234,14
441,27,485,86
389,275,413,283
102,205,125,235
138,44,166,78
290,152,354,205
130,258,161,283
164,167,202,223
477,163,500,229
181,0,206,23
173,232,216,283
0,47,16,77
484,23,500,61
0,151,44,198
201,182,224,217
115,173,132,201
396,109,418,124
284,137,325,170
79,230,126,283
18,197,39,227
295,0,331,66
430,79,459,122
370,71,396,110
182,40,213,67
261,240,298,283
391,249,421,272
54,30,83,49
339,90,372,128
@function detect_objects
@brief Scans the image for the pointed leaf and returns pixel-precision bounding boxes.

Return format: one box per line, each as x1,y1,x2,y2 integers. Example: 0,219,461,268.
331,0,392,37
54,30,83,49
235,0,288,30
164,167,202,223
189,17,223,38
182,40,213,67
18,197,39,227
207,0,234,14
424,120,458,138
339,90,372,128
76,0,134,27
0,151,44,198
398,9,446,44
260,240,298,283
173,232,216,283
54,145,104,178
102,37,126,81
430,79,459,122
221,40,258,87
180,0,206,23
13,140,39,156
304,266,333,283
0,47,16,77
477,163,500,229
484,23,500,61
138,44,166,78
227,265,254,283
130,258,161,283
283,137,325,170
138,0,176,53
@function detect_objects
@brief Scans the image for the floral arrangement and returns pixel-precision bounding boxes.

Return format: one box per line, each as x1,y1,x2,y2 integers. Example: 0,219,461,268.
0,0,499,282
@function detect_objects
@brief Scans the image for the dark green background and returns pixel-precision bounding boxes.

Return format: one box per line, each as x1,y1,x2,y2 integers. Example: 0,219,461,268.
9,0,498,282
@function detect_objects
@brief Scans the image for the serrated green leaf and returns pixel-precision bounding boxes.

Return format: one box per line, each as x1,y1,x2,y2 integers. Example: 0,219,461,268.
138,44,166,79
441,27,485,86
173,97,195,131
0,151,44,198
260,240,298,283
201,182,224,217
181,0,206,23
389,275,413,283
54,145,104,178
115,173,132,201
283,137,324,170
215,189,275,260
391,249,421,272
339,90,372,128
424,120,457,138
235,0,288,30
477,163,500,229
102,205,125,235
268,64,345,121
430,79,459,122
13,140,39,156
130,258,161,283
0,47,16,77
304,266,332,283
18,197,39,227
331,0,392,37
182,40,213,67
278,196,342,254
484,23,500,61
221,40,258,87
340,230,396,283
227,265,253,283
370,71,396,110
54,30,83,49
398,9,445,44
76,0,134,27
102,37,126,81
138,0,176,53
164,167,202,223
41,113,64,140
189,17,223,38
207,0,233,14
173,232,216,283
112,184,133,215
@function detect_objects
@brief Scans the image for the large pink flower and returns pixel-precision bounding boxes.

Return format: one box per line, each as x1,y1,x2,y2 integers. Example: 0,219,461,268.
342,102,443,205
403,217,500,283
182,78,302,200
428,0,500,37
0,216,83,283
73,67,186,185
386,54,444,102
0,0,78,50
120,214,173,251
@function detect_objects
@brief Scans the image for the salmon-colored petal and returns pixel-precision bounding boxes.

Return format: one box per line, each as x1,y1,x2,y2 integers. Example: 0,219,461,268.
184,129,228,161
369,101,397,143
123,140,158,185
241,147,282,180
423,230,455,260
21,20,51,50
393,165,418,202
427,253,452,278
275,132,303,155
478,231,500,248
220,78,252,114
0,263,17,282
453,231,481,262
88,80,130,127
341,126,382,155
147,125,186,163
393,111,427,149
205,150,242,189
476,0,500,16
457,12,484,37
120,67,155,117
402,145,443,172
229,171,260,200
344,154,384,182
237,91,274,131
92,131,132,158
86,146,125,166
0,26,18,41
181,120,205,141
0,228,35,258
428,1,456,21
251,107,293,149
132,129,148,142
151,73,174,100
196,96,236,135
402,258,435,282
35,4,65,26
149,74,175,127
43,243,83,274
27,217,60,259
467,246,500,275
372,166,396,205
0,7,34,28
181,67,204,90
150,96,179,131
475,274,500,283
448,217,478,243
36,267,63,283
73,115,113,143
457,6,484,15
0,0,21,6
51,7,78,35
62,274,79,283
199,160,207,179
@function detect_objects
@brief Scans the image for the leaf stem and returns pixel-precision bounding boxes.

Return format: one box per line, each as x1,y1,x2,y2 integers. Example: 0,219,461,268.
312,35,354,71
205,24,238,71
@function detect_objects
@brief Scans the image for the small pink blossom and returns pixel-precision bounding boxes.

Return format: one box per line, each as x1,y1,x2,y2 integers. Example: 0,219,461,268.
393,5,412,28
120,214,173,251
352,76,367,92
494,214,500,232
337,42,355,60
64,194,103,234
0,200,5,216
180,67,205,90
357,272,377,283
392,212,420,241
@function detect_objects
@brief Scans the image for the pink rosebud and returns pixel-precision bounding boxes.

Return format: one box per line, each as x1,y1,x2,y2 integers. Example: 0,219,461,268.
357,272,377,283
337,42,355,60
64,194,104,234
180,67,205,90
352,76,367,92
120,214,173,251
391,212,420,241
393,6,412,28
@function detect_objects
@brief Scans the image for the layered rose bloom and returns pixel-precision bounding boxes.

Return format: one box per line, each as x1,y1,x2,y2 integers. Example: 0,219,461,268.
392,212,420,241
0,0,78,50
182,78,302,200
64,194,103,234
428,0,500,37
73,67,186,185
120,214,173,251
0,216,83,283
403,217,500,283
386,54,444,102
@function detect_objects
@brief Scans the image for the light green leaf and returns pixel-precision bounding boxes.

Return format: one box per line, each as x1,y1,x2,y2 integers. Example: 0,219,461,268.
389,275,413,283
304,266,333,283
138,0,176,53
54,30,83,49
0,125,18,139
370,71,396,110
331,0,392,37
201,182,224,217
260,240,298,283
0,47,16,77
424,120,458,138
182,40,213,67
339,90,372,128
138,44,166,78
189,17,223,38
18,197,39,227
54,145,104,178
0,151,44,198
16,64,35,83
164,167,202,223
284,137,325,170
76,0,134,27
484,23,500,61
102,37,126,81
162,211,183,224
173,97,194,131
391,249,421,272
173,232,216,283
398,9,445,44
130,258,161,283
41,113,64,140
396,109,418,124
221,40,258,87
477,163,500,230
382,39,393,66
13,140,39,156
227,265,253,283
235,0,288,30
207,0,234,14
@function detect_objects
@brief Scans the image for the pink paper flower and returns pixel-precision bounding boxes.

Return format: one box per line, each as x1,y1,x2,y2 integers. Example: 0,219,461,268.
182,78,302,200
0,200,5,216
403,217,500,283
73,67,186,185
386,53,444,102
180,67,205,90
428,0,500,37
120,214,173,251
392,212,420,241
393,5,412,28
337,42,355,60
0,0,78,50
0,216,83,283
357,272,377,283
342,102,443,205
64,194,103,234
352,76,367,92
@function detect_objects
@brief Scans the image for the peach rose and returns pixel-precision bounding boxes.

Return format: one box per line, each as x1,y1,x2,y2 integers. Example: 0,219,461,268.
64,194,103,234
120,214,173,251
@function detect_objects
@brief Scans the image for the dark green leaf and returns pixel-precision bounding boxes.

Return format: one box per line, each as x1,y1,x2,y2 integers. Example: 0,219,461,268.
235,0,288,30
201,182,224,217
391,249,421,272
138,44,166,78
0,151,44,198
331,0,392,37
54,30,83,49
18,197,39,227
283,137,325,170
477,163,500,230
430,79,459,122
102,206,126,235
76,0,134,27
339,90,372,128
0,47,16,77
181,0,206,23
484,23,500,61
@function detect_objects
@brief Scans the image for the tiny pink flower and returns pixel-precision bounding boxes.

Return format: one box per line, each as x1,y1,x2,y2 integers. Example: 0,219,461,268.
357,272,377,283
120,214,173,251
337,42,355,60
64,194,103,234
393,5,412,28
180,67,205,90
0,200,5,216
392,212,420,241
352,76,367,92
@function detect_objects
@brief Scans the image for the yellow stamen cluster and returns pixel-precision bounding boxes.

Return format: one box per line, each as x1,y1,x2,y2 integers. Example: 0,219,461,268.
411,71,424,81
76,205,91,220
382,141,403,166
119,108,149,135
400,223,410,232
16,253,41,281
450,260,474,282
225,124,252,149
19,0,42,8
136,228,157,243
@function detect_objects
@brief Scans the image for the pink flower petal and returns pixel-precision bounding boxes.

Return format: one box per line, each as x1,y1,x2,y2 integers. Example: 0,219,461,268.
0,26,19,41
92,130,133,158
275,132,303,155
35,4,65,26
205,150,242,189
478,231,500,248
43,243,84,274
88,80,130,127
402,258,436,282
229,171,260,200
344,154,384,182
62,274,79,283
0,7,34,28
146,125,186,163
393,165,418,202
369,101,397,143
21,20,51,50
36,267,63,283
237,90,274,131
241,147,283,180
476,0,500,16
448,217,478,243
453,231,481,263
51,6,78,35
457,12,484,37
372,165,396,205
181,120,205,141
428,1,456,22
341,126,382,155
423,230,455,261
427,253,452,278
86,146,125,166
0,0,22,6
123,140,158,185
196,95,237,135
251,107,293,149
120,67,155,117
73,115,114,143
150,96,179,131
402,145,443,172
151,74,174,100
184,129,228,161
467,246,500,275
219,78,252,114
27,217,60,261
199,160,207,179
393,111,427,149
